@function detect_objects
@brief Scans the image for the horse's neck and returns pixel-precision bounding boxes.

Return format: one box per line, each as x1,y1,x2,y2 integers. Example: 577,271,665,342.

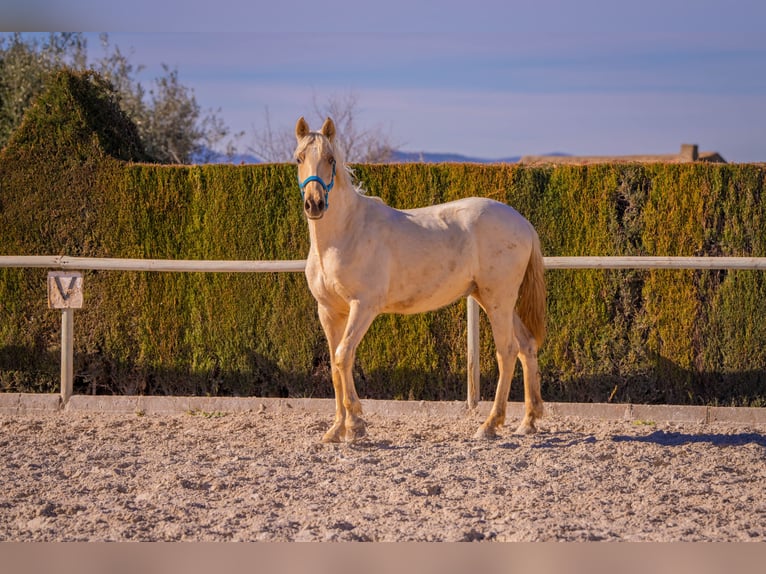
307,181,364,256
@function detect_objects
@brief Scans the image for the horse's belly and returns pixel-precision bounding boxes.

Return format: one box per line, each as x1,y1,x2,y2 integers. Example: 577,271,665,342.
383,277,474,314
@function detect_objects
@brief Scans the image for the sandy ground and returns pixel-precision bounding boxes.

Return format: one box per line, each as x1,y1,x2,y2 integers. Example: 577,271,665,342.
1,407,765,542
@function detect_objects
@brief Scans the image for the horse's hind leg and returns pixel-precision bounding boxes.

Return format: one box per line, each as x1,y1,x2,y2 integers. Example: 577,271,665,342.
513,312,543,434
474,302,519,439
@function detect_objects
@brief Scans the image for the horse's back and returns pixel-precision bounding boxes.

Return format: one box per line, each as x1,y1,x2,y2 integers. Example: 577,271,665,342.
404,196,530,229
405,196,535,252
393,196,535,300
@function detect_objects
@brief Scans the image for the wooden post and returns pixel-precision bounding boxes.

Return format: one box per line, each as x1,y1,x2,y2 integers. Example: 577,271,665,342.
47,271,83,406
61,308,74,404
466,296,480,409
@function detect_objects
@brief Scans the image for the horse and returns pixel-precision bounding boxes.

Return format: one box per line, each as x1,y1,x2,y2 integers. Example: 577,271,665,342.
294,116,546,443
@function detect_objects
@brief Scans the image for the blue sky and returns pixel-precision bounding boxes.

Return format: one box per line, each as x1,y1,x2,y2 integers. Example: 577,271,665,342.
5,1,766,161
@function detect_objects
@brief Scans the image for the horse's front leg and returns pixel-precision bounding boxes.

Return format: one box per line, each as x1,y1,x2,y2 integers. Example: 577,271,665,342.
334,300,378,442
323,368,346,443
317,306,347,443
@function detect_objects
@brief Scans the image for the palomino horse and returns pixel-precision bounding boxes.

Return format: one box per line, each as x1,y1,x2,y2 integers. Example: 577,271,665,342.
295,117,546,442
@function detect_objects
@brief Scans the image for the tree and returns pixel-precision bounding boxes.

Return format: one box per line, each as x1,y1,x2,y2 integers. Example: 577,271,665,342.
0,32,238,164
141,64,203,164
0,33,87,147
249,91,395,163
93,36,239,164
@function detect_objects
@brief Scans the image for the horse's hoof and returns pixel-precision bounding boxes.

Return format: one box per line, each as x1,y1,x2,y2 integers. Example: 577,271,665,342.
321,425,344,443
345,422,367,442
473,424,497,440
514,421,537,435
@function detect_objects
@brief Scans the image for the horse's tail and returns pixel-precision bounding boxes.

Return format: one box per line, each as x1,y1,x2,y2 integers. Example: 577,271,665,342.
516,230,546,348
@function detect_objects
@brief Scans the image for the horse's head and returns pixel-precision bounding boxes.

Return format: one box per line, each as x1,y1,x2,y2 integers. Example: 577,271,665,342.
294,116,337,220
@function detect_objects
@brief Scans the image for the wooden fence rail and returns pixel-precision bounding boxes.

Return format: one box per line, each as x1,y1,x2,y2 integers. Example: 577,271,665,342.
1,255,765,407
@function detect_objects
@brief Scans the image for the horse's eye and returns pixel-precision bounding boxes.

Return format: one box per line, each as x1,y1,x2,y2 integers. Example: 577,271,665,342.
296,156,303,165
327,155,335,165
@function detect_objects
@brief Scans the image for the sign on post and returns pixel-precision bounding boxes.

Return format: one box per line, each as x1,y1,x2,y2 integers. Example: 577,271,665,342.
47,271,83,309
47,272,83,405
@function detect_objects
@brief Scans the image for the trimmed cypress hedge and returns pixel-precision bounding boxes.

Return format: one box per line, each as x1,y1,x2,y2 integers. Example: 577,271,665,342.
1,70,765,404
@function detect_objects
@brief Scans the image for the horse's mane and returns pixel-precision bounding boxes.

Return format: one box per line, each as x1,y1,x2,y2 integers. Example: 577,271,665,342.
345,165,376,199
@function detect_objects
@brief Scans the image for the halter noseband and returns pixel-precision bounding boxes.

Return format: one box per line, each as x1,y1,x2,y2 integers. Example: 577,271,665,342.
298,159,336,209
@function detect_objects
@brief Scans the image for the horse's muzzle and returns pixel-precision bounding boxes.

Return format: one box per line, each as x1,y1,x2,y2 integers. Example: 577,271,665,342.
304,197,326,219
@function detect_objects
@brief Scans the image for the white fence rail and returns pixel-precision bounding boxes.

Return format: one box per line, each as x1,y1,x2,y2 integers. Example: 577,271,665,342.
7,254,766,272
1,255,765,407
1,255,305,273
544,256,766,270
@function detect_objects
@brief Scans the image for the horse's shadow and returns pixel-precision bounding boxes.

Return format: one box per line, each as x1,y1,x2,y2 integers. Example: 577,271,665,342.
524,429,766,449
528,432,598,449
338,429,766,451
612,430,766,447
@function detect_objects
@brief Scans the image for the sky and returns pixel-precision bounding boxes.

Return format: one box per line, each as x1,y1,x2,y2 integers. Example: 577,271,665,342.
4,0,766,162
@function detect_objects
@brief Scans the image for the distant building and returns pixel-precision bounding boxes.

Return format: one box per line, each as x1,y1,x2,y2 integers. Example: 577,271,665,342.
519,144,726,165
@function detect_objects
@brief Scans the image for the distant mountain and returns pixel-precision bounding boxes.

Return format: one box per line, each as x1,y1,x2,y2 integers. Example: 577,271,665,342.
191,147,261,164
194,146,568,165
388,150,521,164
224,152,262,164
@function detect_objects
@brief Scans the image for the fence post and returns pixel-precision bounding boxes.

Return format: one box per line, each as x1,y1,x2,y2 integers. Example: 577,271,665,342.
61,308,74,404
47,271,82,406
466,296,480,408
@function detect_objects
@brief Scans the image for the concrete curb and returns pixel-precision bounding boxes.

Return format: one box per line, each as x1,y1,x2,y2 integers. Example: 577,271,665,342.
0,393,62,414
0,393,764,424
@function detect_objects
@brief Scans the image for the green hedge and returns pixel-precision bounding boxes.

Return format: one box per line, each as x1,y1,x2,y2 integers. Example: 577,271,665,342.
1,70,765,404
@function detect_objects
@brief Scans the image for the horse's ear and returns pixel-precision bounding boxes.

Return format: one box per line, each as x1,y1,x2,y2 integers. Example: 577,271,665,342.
295,117,310,141
321,117,336,142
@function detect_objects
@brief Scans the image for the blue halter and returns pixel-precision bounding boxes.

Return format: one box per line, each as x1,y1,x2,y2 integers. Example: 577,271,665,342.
298,159,336,209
